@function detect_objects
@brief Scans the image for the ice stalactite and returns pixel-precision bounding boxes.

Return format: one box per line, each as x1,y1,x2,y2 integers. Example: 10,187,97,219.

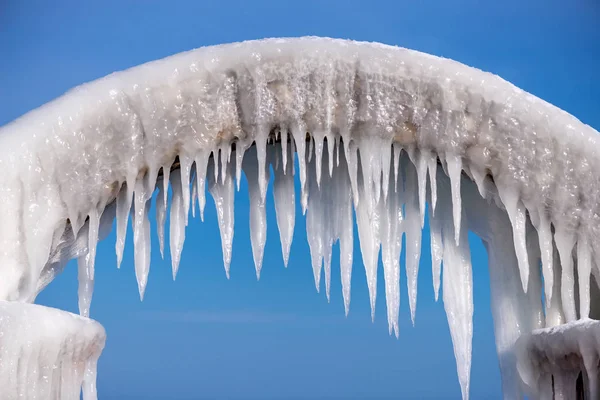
435,173,473,400
272,140,296,268
156,173,167,258
115,179,134,268
381,151,403,337
195,151,210,221
243,146,270,280
132,177,153,300
463,177,543,399
354,139,383,320
578,239,593,320
169,169,186,280
208,152,236,279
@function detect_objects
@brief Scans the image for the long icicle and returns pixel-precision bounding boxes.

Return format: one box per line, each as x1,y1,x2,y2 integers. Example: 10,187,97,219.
169,169,186,280
272,141,296,267
438,177,473,400
243,146,269,280
381,148,403,337
208,151,235,278
405,156,423,325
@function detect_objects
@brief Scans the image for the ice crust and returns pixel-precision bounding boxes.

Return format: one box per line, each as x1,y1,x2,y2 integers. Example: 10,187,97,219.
0,37,599,399
0,301,105,400
518,319,600,399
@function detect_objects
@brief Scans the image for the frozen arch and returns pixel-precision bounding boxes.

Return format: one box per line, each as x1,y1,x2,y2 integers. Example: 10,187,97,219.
0,37,598,399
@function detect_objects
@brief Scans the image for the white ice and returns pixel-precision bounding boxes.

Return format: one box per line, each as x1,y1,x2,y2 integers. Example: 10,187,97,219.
0,301,105,400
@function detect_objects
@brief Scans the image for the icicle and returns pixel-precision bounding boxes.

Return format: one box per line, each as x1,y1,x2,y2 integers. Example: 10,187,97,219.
272,143,295,267
347,140,360,207
220,144,228,185
393,143,402,193
323,240,333,302
82,359,99,400
416,151,428,228
426,152,438,214
553,371,578,399
213,149,219,183
235,142,247,191
469,167,487,199
446,154,463,246
256,130,269,204
132,179,152,300
290,135,296,176
336,145,354,316
361,137,383,206
355,159,382,320
156,175,167,258
77,255,93,318
162,165,171,210
436,175,473,400
313,132,324,187
479,184,539,398
208,156,235,278
335,136,341,167
381,142,392,203
429,196,443,301
86,208,100,279
496,185,530,292
525,225,544,330
305,152,324,292
115,179,133,268
405,160,422,325
243,147,269,279
194,151,209,221
442,227,473,400
169,169,186,280
291,123,308,212
179,153,193,226
321,149,337,302
191,168,197,219
327,134,335,177
578,238,592,319
555,228,577,322
281,127,289,173
546,244,565,327
534,210,554,304
381,169,403,337
583,348,599,399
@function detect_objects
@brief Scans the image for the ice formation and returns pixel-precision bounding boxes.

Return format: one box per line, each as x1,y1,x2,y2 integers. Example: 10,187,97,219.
0,301,105,400
0,37,598,399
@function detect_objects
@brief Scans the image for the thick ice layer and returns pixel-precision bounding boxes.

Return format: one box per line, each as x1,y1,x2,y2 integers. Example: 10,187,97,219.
0,301,105,400
0,37,598,399
517,319,600,399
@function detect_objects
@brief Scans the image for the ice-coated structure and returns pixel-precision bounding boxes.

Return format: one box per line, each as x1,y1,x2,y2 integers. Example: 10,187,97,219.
0,37,598,399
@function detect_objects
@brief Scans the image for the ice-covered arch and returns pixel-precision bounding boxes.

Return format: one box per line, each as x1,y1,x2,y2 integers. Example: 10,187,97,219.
0,37,598,400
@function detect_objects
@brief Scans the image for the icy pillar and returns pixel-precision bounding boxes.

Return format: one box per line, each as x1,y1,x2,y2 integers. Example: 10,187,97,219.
0,301,106,400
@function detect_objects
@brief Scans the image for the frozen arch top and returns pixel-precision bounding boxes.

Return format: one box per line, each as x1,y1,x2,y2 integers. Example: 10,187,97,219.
0,37,599,399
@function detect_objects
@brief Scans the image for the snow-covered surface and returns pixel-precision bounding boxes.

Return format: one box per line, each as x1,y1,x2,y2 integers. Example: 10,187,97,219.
0,37,598,399
0,301,105,400
518,319,600,399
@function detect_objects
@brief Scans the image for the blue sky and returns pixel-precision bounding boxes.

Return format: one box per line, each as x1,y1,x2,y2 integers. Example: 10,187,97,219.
1,1,599,399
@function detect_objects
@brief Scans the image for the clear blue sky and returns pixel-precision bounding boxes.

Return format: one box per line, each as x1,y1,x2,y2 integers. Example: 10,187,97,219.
1,1,599,399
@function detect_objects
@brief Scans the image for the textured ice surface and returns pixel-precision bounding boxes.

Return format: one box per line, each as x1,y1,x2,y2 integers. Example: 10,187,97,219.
518,319,600,399
0,37,598,399
0,301,105,400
